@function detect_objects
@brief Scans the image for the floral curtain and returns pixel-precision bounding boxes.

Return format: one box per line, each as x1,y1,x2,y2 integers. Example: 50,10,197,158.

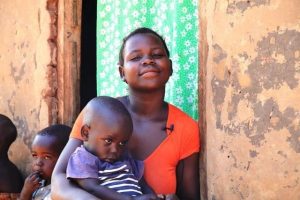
97,0,199,119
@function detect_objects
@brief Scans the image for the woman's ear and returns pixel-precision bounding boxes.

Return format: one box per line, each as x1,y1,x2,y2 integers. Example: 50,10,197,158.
169,59,173,76
81,125,90,141
118,65,127,83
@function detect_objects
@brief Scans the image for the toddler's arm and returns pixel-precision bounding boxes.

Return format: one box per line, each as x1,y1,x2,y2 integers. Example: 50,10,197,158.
76,178,132,200
75,178,161,200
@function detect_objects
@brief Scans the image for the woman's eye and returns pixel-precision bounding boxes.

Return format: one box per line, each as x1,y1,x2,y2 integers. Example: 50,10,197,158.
130,56,141,61
152,54,163,58
105,139,112,144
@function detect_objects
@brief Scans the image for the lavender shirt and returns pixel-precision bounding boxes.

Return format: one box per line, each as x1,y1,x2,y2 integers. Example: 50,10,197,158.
67,146,144,196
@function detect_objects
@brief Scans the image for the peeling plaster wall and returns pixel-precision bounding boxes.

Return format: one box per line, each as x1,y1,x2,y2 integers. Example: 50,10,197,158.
0,1,53,174
201,0,300,199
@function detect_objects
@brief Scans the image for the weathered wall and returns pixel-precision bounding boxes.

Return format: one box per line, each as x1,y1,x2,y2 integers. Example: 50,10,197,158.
0,1,54,174
200,0,300,199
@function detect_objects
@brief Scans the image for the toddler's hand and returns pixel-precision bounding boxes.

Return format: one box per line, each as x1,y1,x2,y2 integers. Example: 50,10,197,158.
19,171,42,200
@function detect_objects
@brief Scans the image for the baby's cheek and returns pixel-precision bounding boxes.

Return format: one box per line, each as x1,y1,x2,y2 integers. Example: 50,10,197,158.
43,161,56,179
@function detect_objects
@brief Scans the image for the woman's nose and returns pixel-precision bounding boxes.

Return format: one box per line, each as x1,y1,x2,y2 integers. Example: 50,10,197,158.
142,56,155,65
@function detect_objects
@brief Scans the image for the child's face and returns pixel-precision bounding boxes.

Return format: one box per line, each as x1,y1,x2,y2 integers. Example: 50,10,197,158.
31,135,60,182
85,117,132,163
121,33,172,91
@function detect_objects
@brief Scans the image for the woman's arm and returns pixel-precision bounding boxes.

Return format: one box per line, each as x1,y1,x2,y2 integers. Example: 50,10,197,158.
51,138,98,200
176,152,200,200
139,177,155,194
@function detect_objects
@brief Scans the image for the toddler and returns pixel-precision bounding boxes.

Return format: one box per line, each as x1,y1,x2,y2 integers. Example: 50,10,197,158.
67,96,159,200
19,124,71,200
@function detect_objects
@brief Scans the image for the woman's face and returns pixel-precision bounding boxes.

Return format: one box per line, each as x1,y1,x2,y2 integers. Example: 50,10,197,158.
120,33,172,91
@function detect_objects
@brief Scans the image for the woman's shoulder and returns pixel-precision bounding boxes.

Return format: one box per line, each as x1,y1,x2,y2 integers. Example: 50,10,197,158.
168,103,197,124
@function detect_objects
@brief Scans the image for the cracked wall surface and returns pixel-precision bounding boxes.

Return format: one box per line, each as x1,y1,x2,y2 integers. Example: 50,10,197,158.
201,0,300,199
0,1,55,174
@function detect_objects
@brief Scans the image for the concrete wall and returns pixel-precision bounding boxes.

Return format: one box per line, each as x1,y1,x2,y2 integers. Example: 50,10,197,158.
0,1,52,174
200,0,300,199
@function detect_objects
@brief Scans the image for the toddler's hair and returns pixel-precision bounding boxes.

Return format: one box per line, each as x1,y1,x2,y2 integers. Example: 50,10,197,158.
84,96,132,129
37,124,71,153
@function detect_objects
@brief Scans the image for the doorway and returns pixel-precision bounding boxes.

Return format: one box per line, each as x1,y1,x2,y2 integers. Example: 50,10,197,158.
80,0,97,110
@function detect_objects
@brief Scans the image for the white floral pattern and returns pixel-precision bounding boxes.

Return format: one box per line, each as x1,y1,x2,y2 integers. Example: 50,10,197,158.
97,0,199,119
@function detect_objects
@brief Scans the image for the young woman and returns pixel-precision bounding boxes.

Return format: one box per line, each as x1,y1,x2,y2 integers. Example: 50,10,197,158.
51,27,200,200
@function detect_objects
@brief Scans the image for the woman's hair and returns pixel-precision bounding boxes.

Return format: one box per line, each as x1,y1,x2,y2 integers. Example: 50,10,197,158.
37,124,71,154
118,27,170,66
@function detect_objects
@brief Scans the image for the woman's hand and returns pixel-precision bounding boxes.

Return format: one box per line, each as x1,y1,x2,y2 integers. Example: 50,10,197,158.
157,194,180,200
133,194,164,200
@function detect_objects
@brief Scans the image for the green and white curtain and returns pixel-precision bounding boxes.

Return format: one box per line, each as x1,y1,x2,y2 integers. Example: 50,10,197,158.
97,0,199,119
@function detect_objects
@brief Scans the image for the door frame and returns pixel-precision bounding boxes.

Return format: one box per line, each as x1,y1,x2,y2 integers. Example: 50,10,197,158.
56,0,82,125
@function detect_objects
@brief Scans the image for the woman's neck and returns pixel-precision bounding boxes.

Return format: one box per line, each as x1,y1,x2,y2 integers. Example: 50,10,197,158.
127,89,166,120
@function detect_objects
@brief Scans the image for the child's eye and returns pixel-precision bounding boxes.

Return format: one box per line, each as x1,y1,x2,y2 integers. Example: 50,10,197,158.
31,154,37,158
119,141,128,146
104,139,112,144
44,155,51,160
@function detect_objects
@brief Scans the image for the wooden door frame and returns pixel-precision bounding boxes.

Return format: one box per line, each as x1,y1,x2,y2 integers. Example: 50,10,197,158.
55,0,82,126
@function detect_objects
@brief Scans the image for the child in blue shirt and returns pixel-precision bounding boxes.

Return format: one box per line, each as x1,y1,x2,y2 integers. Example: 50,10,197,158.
66,96,160,200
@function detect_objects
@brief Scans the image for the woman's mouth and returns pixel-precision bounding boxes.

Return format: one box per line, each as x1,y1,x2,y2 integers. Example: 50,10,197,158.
140,68,160,78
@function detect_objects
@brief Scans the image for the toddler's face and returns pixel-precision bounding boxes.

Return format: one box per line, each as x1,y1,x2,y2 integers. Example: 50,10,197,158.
31,135,59,182
85,119,132,163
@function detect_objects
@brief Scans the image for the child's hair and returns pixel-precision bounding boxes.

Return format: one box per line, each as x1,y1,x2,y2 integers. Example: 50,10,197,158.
118,27,170,66
84,96,132,129
37,124,71,153
0,114,17,152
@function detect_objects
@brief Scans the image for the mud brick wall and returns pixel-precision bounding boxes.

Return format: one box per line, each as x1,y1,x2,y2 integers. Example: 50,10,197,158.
200,1,300,199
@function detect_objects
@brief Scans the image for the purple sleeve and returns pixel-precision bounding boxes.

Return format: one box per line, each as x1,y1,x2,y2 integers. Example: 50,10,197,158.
66,146,100,179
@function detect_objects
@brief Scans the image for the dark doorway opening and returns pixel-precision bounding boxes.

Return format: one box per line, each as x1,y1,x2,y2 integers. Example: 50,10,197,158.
80,0,97,110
